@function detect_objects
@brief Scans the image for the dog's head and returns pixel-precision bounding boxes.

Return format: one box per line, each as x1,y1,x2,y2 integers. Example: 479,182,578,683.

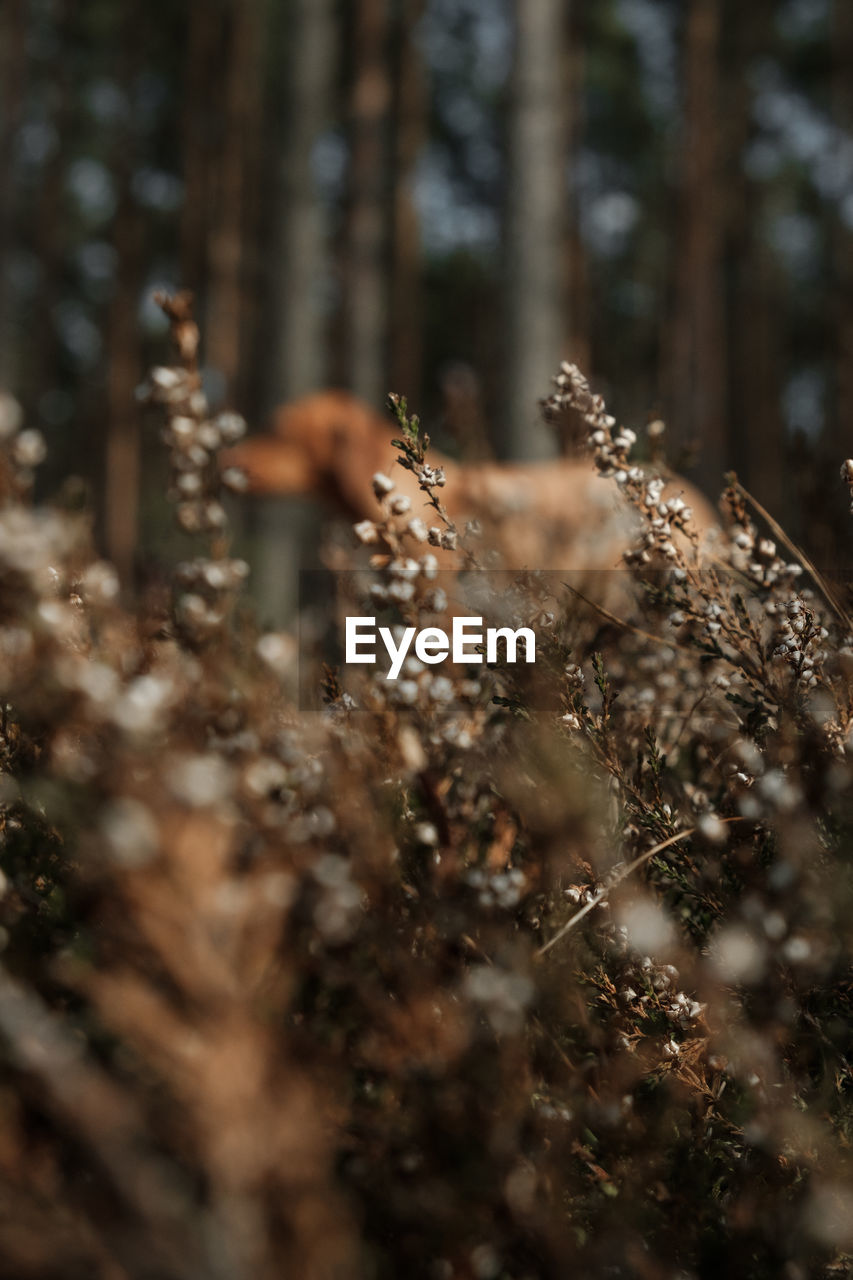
221,390,382,503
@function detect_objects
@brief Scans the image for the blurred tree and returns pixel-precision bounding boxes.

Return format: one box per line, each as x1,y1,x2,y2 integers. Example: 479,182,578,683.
565,0,590,387
268,0,337,404
105,0,147,584
341,0,392,405
179,0,218,314
205,0,264,407
388,0,427,405
502,0,568,459
252,0,338,627
667,0,727,493
832,0,853,471
34,0,73,458
0,0,26,391
722,0,785,519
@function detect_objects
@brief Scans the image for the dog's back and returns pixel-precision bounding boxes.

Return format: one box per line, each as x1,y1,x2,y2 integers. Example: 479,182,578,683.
224,390,719,576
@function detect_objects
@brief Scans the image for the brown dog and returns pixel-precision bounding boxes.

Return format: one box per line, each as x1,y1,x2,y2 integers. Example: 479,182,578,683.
223,390,718,581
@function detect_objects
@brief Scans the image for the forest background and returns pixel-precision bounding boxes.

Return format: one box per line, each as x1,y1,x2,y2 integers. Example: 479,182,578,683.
1,0,851,612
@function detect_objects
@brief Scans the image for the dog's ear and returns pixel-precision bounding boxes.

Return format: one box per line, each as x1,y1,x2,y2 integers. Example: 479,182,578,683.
264,390,390,512
273,392,376,449
328,412,365,482
323,395,383,455
322,398,393,514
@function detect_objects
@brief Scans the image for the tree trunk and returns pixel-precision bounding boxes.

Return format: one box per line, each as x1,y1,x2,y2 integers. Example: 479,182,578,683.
205,0,262,405
388,0,426,405
667,0,726,494
268,0,336,403
255,0,338,628
565,0,590,385
104,0,146,586
832,0,853,470
32,0,71,448
179,0,219,309
502,0,569,460
722,0,785,519
341,0,391,407
557,0,590,457
0,0,26,391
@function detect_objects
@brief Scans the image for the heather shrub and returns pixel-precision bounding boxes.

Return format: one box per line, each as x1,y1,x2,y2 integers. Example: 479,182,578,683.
1,297,853,1279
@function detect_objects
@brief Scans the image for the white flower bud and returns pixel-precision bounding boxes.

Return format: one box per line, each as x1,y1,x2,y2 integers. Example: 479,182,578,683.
197,422,221,451
221,466,249,493
203,501,227,528
0,392,23,440
216,412,247,443
388,578,415,602
354,520,379,544
13,429,47,468
177,472,202,496
150,366,183,390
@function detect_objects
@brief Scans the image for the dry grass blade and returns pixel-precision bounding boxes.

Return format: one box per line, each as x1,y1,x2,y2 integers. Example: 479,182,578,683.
562,580,693,652
535,829,696,958
536,818,746,958
734,480,853,632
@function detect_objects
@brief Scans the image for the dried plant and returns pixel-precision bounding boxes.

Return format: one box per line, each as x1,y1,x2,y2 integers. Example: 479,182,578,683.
1,297,852,1279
